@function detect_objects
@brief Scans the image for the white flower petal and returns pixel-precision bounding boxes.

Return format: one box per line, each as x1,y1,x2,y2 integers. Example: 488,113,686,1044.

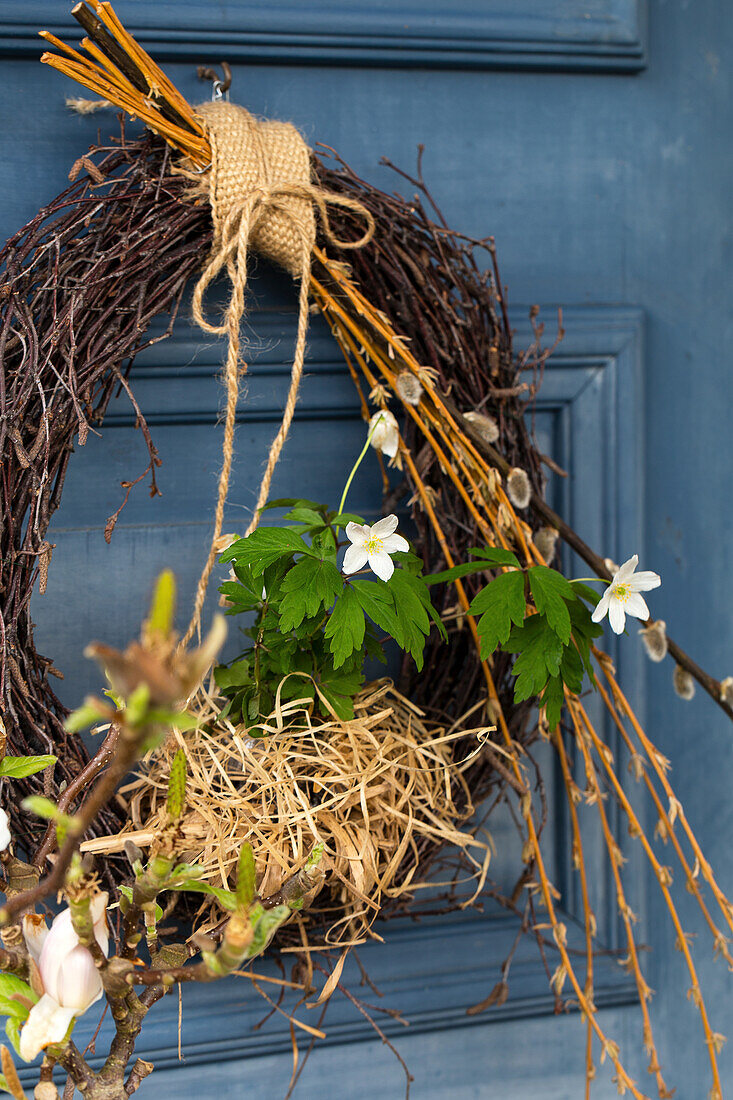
39,911,80,1004
368,411,399,457
381,533,409,554
370,514,399,539
608,599,626,634
591,589,611,623
628,571,661,592
345,522,368,546
381,434,399,458
368,551,395,582
22,915,49,967
625,593,650,622
56,945,103,1012
90,893,109,957
19,995,76,1063
342,544,369,575
36,897,108,1011
0,808,10,852
615,555,639,582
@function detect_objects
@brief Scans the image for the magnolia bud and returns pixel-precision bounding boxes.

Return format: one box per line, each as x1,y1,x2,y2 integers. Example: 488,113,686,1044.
639,620,668,663
124,839,145,866
35,1083,59,1100
506,467,531,510
20,895,109,1063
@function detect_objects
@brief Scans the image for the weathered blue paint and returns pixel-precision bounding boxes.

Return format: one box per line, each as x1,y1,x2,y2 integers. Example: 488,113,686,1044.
1,0,731,1094
4,1,647,71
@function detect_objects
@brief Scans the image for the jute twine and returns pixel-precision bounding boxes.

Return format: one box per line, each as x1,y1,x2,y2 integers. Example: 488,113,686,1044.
183,102,374,642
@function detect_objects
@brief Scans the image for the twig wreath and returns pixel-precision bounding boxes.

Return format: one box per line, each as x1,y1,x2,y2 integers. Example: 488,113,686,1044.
0,5,732,1098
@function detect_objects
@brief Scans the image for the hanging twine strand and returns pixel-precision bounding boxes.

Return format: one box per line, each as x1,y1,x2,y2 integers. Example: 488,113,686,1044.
183,102,374,643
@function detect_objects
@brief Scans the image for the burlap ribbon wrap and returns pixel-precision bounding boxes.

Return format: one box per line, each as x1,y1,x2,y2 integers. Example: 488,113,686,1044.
185,102,373,641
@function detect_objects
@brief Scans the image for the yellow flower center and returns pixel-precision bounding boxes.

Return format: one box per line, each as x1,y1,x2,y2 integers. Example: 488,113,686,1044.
614,583,629,602
365,536,384,554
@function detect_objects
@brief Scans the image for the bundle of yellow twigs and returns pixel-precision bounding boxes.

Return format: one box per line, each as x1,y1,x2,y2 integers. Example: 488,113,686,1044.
0,5,724,1096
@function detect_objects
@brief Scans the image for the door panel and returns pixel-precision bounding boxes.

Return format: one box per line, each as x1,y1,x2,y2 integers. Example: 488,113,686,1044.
2,1,731,1095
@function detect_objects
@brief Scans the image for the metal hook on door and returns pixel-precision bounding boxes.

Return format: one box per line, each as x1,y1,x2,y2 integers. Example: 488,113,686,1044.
197,62,232,102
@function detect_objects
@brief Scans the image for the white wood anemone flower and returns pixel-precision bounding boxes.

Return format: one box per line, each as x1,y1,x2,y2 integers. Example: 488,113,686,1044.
342,514,409,582
368,410,399,458
591,554,661,634
0,808,10,852
20,894,109,1062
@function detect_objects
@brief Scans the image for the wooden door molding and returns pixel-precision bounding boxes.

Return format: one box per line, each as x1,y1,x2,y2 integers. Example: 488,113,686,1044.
1,1,646,72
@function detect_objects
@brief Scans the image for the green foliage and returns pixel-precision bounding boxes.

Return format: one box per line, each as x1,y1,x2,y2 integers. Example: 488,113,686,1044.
215,501,443,728
305,841,325,869
21,796,76,846
279,557,342,632
171,878,238,911
0,755,56,779
505,615,564,698
469,569,527,657
124,683,151,728
324,584,365,669
438,551,603,731
64,699,109,734
427,545,520,585
0,975,37,1024
117,885,163,923
236,844,256,909
21,795,57,820
167,749,187,820
145,709,200,732
246,904,290,958
4,1017,22,1057
146,569,176,637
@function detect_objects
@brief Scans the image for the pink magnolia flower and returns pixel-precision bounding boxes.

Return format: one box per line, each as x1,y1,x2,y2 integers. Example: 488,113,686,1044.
20,894,109,1062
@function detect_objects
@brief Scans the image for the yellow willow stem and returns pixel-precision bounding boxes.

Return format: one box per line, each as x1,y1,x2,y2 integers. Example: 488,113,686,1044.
314,265,537,565
323,305,505,548
573,699,723,1098
319,314,390,496
592,673,733,968
565,698,672,1100
315,260,678,1096
596,657,733,942
552,728,596,1099
316,253,513,487
399,449,648,1100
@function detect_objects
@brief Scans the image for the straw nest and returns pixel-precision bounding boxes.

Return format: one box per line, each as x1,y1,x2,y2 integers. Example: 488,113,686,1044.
106,679,493,944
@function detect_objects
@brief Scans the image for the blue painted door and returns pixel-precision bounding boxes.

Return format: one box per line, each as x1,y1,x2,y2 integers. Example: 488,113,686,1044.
2,2,732,1096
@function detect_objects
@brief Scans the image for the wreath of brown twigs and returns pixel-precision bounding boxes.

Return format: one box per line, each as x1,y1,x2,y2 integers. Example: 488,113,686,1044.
0,120,542,907
2,10,733,1092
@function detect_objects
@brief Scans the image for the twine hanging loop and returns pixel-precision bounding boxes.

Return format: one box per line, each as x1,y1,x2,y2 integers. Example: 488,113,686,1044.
184,102,374,642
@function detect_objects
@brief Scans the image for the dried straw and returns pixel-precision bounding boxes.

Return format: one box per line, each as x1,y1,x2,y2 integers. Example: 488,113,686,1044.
95,679,493,944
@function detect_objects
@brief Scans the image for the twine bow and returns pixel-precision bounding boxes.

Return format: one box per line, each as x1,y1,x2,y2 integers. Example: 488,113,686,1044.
184,102,374,642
